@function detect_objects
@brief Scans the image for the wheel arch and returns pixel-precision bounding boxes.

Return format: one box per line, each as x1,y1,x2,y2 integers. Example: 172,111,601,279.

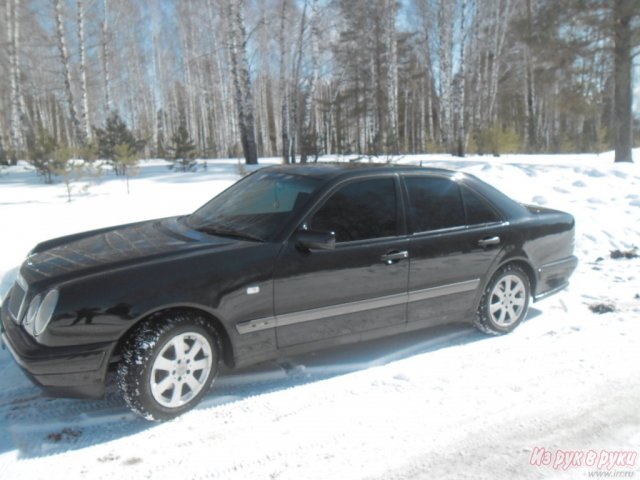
110,305,236,369
473,257,535,335
498,258,537,297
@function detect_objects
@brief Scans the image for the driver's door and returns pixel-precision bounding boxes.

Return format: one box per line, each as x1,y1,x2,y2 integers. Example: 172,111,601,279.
273,176,409,348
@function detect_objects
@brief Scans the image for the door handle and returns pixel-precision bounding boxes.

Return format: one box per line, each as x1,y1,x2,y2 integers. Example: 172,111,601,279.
381,250,409,264
478,236,501,247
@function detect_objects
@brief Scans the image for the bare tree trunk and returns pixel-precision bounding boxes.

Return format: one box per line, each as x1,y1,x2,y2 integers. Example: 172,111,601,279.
8,0,24,161
291,0,309,162
437,0,454,151
523,0,536,151
54,0,83,146
613,0,633,163
487,0,512,124
278,0,291,163
76,0,91,141
453,0,467,157
150,5,162,156
226,0,258,164
301,0,320,163
385,0,399,154
101,0,112,114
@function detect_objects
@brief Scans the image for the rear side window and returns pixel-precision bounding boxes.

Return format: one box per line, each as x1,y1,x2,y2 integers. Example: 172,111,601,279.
405,176,465,232
310,178,397,242
462,187,501,225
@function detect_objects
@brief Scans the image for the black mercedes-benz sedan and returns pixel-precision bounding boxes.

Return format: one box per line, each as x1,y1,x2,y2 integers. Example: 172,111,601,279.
1,163,577,420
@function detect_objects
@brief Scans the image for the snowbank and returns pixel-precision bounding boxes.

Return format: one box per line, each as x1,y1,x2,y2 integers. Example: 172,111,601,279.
0,153,638,479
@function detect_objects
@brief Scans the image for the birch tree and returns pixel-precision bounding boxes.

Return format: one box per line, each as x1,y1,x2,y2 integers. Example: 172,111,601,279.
225,0,258,164
54,0,83,146
437,0,455,150
300,0,320,162
8,0,24,161
385,0,399,154
101,0,112,114
0,0,636,163
76,0,91,141
452,0,468,156
278,0,292,163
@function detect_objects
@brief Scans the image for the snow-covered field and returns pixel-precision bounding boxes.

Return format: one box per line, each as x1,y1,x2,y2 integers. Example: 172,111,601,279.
1,152,639,480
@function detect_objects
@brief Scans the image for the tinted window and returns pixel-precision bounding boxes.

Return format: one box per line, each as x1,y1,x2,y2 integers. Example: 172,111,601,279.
405,176,465,232
462,187,501,225
188,170,322,240
310,178,397,242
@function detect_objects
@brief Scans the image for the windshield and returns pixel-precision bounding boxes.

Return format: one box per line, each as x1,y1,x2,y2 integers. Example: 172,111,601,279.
187,169,323,241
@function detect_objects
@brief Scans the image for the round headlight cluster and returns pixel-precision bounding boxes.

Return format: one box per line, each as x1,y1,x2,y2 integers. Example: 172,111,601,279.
22,289,59,337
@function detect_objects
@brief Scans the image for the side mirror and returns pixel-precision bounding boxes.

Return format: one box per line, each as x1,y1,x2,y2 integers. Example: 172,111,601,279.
295,230,336,251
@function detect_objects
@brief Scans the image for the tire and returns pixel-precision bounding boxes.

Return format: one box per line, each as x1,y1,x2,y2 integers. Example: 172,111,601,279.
474,264,530,335
117,312,220,421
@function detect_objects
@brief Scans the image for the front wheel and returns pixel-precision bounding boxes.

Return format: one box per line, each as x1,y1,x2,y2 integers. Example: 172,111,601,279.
475,264,530,335
117,312,219,421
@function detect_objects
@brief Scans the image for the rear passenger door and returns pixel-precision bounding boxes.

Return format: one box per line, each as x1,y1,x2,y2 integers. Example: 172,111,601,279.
404,175,504,327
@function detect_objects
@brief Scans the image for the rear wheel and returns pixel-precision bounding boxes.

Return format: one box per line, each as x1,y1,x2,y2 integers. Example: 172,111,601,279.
475,264,530,335
117,312,219,421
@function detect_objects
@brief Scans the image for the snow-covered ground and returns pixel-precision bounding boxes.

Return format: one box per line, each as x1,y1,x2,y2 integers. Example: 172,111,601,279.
1,152,639,479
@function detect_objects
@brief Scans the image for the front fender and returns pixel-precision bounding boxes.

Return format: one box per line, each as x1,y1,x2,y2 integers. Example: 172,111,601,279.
38,243,281,348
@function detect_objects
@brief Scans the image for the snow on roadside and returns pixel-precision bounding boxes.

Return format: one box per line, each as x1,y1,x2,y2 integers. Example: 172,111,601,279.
0,152,639,480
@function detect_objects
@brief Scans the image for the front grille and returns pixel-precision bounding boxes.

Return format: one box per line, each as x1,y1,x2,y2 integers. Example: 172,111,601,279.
8,275,27,324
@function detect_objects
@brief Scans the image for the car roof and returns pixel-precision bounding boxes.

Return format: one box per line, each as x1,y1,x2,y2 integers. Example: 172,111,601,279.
262,162,456,180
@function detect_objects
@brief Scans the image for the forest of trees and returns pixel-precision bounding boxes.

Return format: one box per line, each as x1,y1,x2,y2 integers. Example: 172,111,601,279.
0,0,638,168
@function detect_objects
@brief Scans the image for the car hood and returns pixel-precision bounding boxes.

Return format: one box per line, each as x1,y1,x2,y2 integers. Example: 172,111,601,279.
23,217,235,283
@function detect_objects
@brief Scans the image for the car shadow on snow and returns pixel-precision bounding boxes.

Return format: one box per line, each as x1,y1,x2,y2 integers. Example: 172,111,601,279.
1,308,543,459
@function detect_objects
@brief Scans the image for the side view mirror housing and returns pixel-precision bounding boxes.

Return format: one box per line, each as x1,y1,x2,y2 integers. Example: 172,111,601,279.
295,230,336,251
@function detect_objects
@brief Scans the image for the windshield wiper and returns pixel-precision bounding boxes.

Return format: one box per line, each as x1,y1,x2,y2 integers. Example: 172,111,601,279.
196,226,265,243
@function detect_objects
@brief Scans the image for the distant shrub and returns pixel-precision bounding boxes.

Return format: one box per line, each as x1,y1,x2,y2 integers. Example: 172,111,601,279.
472,126,523,156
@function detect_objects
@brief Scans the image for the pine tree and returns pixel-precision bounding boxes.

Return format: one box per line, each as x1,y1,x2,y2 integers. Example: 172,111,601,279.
0,140,6,166
114,143,139,193
94,112,143,175
52,145,82,203
30,130,59,184
168,124,197,172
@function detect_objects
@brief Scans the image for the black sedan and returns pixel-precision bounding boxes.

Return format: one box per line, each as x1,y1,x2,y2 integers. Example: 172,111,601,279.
1,163,577,420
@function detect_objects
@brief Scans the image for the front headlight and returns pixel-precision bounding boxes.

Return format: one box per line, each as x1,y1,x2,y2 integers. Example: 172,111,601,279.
23,294,42,333
35,289,59,336
22,289,59,337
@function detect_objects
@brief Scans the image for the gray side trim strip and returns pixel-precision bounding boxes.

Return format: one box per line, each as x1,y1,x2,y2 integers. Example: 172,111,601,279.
236,317,277,335
235,278,480,335
277,292,406,328
408,279,480,303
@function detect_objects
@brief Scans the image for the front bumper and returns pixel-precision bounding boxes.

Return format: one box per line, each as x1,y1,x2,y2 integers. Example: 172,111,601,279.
1,301,113,399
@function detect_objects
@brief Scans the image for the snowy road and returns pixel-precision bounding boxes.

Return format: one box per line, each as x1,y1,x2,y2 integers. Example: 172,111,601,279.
1,153,639,479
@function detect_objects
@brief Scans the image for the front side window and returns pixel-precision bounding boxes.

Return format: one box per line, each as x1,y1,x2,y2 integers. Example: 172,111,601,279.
310,178,397,242
188,170,322,241
405,176,465,233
